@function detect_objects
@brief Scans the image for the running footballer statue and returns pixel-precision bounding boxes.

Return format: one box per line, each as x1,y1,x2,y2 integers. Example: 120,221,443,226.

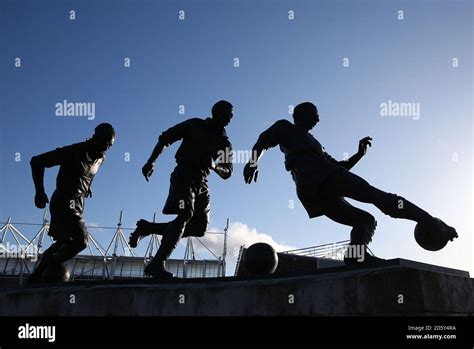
29,123,115,282
130,100,234,278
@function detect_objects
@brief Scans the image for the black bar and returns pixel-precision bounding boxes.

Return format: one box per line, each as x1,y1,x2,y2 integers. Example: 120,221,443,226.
0,316,472,347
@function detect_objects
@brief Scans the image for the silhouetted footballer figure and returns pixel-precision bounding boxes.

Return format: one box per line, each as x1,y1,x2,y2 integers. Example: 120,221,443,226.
130,100,233,278
28,123,115,282
244,102,458,264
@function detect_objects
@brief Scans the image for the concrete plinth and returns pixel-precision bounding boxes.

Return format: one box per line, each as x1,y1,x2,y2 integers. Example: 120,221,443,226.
0,259,472,316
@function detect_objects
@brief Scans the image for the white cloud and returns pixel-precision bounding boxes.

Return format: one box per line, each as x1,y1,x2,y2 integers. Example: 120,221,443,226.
194,221,296,275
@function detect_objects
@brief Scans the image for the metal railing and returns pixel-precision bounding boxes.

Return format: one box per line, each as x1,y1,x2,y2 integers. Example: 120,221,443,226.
283,240,351,259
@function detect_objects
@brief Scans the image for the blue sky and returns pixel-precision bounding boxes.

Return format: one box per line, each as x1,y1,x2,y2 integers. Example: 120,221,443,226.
1,0,472,274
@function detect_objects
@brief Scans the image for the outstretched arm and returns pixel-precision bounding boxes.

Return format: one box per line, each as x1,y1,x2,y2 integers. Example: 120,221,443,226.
326,136,372,171
145,141,166,166
244,120,285,184
142,120,190,181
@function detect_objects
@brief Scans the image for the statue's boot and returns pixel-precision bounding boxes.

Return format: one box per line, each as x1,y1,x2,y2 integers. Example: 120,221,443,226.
144,259,173,279
129,220,168,248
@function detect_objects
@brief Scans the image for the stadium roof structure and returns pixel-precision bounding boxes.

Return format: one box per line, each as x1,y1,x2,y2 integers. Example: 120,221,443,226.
0,211,228,285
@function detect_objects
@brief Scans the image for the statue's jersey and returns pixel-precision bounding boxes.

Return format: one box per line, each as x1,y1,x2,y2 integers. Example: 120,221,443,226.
254,119,347,217
30,141,105,211
158,117,233,182
30,141,104,239
158,117,233,215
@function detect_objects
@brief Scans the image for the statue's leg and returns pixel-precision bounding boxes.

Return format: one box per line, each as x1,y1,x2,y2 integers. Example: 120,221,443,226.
28,242,61,282
145,177,196,277
323,196,383,264
182,185,210,238
155,210,192,260
129,220,169,247
29,202,63,281
51,216,89,263
324,197,377,245
144,166,206,277
129,166,189,247
142,221,168,234
29,216,87,282
28,208,74,282
328,170,433,224
144,208,193,278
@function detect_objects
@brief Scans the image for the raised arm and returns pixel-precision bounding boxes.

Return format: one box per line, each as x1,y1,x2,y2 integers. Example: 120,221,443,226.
244,120,286,184
142,119,190,181
325,136,372,171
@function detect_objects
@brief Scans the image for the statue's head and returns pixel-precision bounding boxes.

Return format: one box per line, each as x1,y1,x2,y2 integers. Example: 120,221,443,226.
211,100,233,128
90,123,115,153
293,102,319,131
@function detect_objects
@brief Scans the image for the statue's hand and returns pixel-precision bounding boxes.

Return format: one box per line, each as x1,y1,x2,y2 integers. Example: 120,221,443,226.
34,191,49,209
358,136,372,156
142,162,154,182
243,162,259,184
